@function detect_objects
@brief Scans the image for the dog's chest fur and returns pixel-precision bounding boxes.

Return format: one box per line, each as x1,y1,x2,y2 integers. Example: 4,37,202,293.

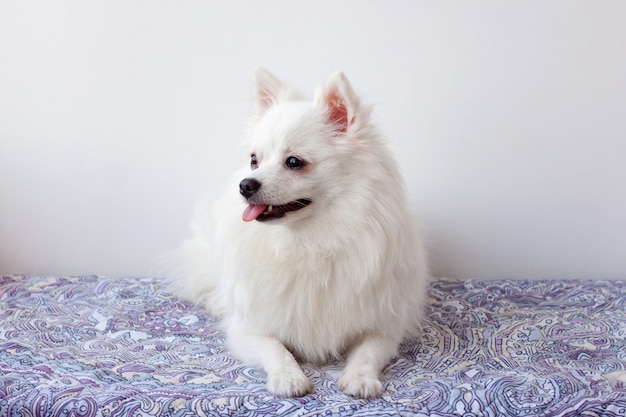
218,222,395,363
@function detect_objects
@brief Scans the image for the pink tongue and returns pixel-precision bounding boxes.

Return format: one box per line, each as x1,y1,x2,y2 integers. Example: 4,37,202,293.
242,204,268,222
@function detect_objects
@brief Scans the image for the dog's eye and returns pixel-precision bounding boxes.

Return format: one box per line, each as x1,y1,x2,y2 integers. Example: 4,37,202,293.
285,156,305,170
250,154,258,170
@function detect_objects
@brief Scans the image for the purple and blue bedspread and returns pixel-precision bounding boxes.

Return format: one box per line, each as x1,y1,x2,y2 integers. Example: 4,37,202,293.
1,275,626,416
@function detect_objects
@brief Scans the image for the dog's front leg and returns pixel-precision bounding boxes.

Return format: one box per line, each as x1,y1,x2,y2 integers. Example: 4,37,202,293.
337,333,398,398
228,327,313,397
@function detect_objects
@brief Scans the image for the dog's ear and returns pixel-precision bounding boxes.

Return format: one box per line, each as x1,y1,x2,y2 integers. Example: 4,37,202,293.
314,71,361,134
253,67,292,117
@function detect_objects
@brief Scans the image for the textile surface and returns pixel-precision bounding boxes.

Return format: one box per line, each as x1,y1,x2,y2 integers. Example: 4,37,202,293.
1,275,626,416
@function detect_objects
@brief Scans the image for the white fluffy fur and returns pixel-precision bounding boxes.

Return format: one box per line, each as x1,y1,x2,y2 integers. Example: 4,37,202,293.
171,68,429,398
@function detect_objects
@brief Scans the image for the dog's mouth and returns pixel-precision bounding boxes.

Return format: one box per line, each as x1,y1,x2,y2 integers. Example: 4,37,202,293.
242,199,312,222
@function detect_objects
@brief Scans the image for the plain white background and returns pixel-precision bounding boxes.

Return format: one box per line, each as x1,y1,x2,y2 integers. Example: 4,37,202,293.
1,1,625,280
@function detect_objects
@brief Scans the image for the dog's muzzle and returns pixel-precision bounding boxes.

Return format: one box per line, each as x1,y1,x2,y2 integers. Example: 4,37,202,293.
239,178,312,222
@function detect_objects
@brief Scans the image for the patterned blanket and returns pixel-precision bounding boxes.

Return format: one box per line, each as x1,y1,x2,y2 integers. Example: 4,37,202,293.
1,275,625,416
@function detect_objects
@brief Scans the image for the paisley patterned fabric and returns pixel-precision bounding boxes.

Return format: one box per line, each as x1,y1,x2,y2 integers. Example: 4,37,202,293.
1,275,626,416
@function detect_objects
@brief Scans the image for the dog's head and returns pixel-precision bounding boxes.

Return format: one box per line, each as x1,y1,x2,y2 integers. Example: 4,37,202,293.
239,68,372,224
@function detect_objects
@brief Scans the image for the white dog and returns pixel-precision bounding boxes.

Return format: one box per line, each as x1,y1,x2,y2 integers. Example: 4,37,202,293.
172,68,429,398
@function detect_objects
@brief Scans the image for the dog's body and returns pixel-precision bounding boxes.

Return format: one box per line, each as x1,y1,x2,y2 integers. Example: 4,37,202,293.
173,69,429,398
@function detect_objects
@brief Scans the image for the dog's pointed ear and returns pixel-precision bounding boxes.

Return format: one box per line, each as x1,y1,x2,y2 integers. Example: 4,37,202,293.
253,67,290,117
314,71,361,133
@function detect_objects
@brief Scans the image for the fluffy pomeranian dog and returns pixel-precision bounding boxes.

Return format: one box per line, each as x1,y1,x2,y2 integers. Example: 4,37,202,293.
173,68,429,398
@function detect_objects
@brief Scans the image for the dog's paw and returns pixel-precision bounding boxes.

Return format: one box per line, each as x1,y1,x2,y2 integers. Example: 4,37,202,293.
267,368,313,397
337,372,383,398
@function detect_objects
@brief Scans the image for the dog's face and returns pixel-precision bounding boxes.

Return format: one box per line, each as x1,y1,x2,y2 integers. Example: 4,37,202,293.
238,69,365,224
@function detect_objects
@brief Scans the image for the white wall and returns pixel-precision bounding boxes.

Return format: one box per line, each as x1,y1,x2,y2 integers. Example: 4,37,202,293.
1,1,625,280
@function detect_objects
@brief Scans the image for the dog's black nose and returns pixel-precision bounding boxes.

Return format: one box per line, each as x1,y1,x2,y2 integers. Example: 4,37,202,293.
239,178,261,199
